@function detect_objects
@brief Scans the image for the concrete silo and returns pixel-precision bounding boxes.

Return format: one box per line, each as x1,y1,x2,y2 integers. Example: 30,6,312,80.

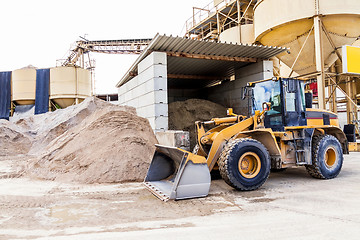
50,66,92,108
11,67,37,105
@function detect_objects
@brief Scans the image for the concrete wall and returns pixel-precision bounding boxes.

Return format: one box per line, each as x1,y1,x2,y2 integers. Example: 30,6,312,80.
207,60,273,115
155,130,190,151
118,52,168,131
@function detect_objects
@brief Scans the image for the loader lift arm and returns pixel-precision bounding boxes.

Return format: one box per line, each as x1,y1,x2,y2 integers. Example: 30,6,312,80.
197,116,256,170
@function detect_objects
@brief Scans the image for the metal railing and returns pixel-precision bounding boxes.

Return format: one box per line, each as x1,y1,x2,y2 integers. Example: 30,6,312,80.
183,0,255,41
184,0,235,33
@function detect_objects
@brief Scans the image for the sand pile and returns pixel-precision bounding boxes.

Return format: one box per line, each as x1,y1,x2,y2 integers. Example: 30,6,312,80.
2,97,157,183
168,99,227,149
0,120,31,156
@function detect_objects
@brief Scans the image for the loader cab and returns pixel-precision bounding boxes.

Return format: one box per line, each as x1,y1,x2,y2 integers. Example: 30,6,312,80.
251,78,307,131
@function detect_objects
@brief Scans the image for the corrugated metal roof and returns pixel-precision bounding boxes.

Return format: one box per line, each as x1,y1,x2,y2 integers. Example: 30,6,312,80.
116,34,287,87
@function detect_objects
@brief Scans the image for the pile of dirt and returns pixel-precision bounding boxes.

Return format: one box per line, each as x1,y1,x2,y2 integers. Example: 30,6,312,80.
168,99,227,149
2,97,157,183
0,120,31,156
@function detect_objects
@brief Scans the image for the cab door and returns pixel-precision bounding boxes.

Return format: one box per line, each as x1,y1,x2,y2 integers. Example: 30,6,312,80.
283,78,307,127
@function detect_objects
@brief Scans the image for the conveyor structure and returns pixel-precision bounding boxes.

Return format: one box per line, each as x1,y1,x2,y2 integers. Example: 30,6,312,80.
60,38,152,68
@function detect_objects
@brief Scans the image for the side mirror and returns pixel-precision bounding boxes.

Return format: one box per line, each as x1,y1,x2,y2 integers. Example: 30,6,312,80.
241,86,247,100
287,79,297,93
305,92,313,108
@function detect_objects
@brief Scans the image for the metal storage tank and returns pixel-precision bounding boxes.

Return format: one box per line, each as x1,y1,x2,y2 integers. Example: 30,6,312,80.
11,67,37,105
254,0,360,76
219,3,255,45
219,24,255,45
50,66,92,108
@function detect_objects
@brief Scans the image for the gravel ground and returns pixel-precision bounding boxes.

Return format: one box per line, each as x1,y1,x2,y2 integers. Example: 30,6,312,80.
0,153,360,240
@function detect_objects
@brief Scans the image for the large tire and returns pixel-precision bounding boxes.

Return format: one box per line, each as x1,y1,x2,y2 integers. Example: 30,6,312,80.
218,138,271,191
306,134,343,179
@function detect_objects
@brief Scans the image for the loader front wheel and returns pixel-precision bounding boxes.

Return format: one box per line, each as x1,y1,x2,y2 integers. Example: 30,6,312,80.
306,134,343,179
218,138,271,191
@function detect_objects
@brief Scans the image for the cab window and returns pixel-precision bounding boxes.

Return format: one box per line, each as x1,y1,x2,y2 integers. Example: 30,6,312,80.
252,80,282,115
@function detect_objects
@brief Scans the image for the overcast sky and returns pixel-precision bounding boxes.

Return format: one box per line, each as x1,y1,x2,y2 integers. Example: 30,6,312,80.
0,0,210,94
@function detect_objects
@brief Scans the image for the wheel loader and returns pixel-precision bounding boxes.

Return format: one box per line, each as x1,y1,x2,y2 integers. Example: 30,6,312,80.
144,77,348,201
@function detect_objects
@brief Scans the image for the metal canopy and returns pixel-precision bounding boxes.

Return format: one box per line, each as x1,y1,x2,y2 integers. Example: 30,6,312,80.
116,34,287,88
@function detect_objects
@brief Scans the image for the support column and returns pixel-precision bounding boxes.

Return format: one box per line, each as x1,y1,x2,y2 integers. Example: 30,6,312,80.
352,77,358,124
237,0,241,24
216,11,220,38
237,0,241,43
335,59,342,114
329,65,337,113
81,50,85,69
75,68,79,105
314,15,325,109
328,78,332,111
346,76,353,124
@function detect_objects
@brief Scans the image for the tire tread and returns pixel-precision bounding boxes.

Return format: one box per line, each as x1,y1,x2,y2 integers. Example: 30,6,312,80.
305,134,342,179
218,138,270,190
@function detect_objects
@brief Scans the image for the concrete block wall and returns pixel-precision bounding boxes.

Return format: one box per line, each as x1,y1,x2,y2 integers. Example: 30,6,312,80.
118,52,168,131
155,130,190,151
207,60,273,115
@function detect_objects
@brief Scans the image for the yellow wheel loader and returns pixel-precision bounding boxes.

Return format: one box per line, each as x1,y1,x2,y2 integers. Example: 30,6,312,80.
144,77,348,201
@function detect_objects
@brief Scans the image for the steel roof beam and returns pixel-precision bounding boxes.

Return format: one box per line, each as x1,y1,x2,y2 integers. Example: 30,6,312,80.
165,51,258,63
167,73,227,80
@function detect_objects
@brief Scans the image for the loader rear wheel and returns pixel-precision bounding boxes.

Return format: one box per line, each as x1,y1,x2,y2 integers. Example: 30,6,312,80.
218,138,271,191
306,134,343,179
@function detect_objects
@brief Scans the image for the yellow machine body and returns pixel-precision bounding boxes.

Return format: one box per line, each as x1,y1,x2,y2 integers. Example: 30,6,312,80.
144,78,348,201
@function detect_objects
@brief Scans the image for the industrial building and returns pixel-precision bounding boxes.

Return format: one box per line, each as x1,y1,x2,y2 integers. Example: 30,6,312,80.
116,34,285,131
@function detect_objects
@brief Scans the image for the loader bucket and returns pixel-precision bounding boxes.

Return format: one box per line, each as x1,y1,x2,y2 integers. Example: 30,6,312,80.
144,144,211,201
